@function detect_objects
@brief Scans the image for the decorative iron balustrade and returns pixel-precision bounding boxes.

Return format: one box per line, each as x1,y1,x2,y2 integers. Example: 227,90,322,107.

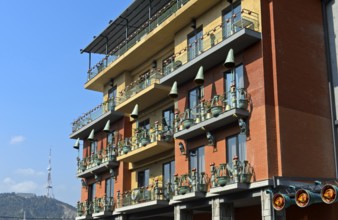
93,195,114,213
115,69,164,106
210,156,254,188
174,169,209,195
76,200,92,217
116,179,173,208
175,88,249,132
87,0,190,81
118,120,173,156
77,146,117,173
71,98,115,133
163,9,259,76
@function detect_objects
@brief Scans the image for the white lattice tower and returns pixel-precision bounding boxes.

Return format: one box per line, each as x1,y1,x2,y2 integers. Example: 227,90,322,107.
46,148,54,198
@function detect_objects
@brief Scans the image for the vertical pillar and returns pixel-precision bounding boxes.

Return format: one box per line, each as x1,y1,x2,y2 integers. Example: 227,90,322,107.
212,198,233,220
261,190,274,220
174,205,193,220
115,215,127,220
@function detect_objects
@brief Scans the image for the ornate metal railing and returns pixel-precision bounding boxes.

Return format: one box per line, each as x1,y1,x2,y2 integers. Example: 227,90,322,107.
115,69,164,106
175,88,249,132
117,120,173,156
71,98,115,133
116,180,173,208
174,169,209,195
87,0,190,81
77,146,117,174
210,156,254,188
163,9,259,76
76,201,92,217
93,195,114,213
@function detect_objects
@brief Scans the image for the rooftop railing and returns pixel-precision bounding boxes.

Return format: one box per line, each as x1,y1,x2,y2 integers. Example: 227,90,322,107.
87,0,190,82
117,120,173,156
71,98,115,133
115,69,164,106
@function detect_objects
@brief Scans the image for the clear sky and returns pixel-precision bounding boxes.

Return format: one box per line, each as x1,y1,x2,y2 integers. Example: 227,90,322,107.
0,0,133,206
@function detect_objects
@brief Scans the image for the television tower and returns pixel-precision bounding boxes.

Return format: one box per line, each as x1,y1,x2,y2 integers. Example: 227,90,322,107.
46,148,54,198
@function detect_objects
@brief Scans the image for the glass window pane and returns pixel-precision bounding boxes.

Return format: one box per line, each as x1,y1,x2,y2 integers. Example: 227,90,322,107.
138,171,145,187
189,150,198,171
163,163,170,184
144,169,150,187
226,136,237,163
198,147,205,173
238,134,246,161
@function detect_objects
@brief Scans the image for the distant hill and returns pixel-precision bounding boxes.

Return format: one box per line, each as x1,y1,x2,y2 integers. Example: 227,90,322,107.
0,193,76,220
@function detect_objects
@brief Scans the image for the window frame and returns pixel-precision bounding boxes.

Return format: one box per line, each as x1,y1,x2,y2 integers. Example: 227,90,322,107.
226,134,246,163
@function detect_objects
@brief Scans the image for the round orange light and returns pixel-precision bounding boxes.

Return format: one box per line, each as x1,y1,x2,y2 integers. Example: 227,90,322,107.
296,190,310,207
273,194,285,211
321,185,337,204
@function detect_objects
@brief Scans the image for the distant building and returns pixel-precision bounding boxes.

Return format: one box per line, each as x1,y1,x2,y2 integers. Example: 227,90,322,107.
71,0,338,219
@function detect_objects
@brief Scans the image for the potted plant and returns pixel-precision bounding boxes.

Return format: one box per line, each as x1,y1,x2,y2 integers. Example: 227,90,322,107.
178,174,191,195
216,163,230,186
210,95,223,117
181,109,194,129
238,88,249,109
239,160,253,183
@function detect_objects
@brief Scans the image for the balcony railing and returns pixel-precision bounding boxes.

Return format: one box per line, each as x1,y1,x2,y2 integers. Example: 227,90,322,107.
72,98,115,133
175,88,249,132
93,196,114,214
77,146,117,174
174,169,209,195
87,0,190,82
117,120,173,156
210,157,254,187
76,201,92,217
115,69,164,106
117,180,173,208
163,9,259,76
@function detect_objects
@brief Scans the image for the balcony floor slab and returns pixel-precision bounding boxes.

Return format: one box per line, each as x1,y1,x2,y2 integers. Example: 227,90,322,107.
115,200,169,214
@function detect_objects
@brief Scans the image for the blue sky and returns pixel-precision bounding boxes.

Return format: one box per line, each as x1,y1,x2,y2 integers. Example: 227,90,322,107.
0,0,133,206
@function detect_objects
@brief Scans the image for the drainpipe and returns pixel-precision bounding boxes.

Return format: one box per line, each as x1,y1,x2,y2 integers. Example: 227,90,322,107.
321,0,338,178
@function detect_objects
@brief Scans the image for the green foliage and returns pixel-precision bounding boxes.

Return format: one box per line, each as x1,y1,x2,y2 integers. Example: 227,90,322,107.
0,193,76,219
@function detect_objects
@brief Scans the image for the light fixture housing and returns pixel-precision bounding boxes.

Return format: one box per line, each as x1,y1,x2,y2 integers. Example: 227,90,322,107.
131,104,139,119
169,81,178,99
73,138,80,150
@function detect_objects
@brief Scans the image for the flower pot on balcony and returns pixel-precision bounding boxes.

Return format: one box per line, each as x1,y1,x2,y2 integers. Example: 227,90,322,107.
182,119,194,129
197,183,207,192
178,186,190,195
122,145,131,154
240,173,252,183
80,164,86,172
211,106,223,117
217,176,230,186
140,138,149,146
95,158,102,166
238,99,249,109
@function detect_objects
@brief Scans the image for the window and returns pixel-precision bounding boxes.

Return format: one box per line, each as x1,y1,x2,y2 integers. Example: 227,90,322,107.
162,107,174,129
188,86,203,119
107,131,115,147
189,146,205,173
223,3,242,38
226,134,246,163
137,169,150,187
88,183,96,202
90,141,98,155
108,86,117,110
163,161,175,184
139,119,150,132
105,177,114,198
224,64,244,108
162,55,174,75
188,27,203,61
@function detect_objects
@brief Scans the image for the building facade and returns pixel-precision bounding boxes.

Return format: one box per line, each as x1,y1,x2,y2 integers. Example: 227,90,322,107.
71,0,338,219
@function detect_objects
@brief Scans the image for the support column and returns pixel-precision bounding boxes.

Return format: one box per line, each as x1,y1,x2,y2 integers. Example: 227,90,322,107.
174,205,193,220
212,198,234,220
261,190,273,220
115,215,127,220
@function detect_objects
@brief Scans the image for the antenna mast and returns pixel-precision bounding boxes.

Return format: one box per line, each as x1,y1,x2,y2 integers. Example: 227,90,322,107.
46,148,54,198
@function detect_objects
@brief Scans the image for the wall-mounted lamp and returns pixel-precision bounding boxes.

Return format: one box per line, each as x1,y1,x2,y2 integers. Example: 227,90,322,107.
178,142,186,155
169,81,178,99
81,179,87,188
110,79,114,87
190,19,196,29
103,120,111,133
88,129,95,141
206,132,216,149
238,118,247,135
321,184,338,204
224,48,235,68
194,66,204,85
73,138,80,150
152,60,157,69
272,193,295,211
94,175,102,184
131,104,139,119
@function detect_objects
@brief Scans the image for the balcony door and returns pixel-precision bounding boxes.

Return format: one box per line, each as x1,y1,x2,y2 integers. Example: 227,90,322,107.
224,64,244,108
108,86,117,111
226,134,246,163
189,146,205,174
188,86,203,119
188,27,203,61
88,183,96,202
223,3,242,38
105,177,114,199
137,169,150,188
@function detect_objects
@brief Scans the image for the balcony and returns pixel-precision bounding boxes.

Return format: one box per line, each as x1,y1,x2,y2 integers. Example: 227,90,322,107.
174,89,250,140
84,0,222,91
70,98,123,139
115,69,171,113
172,169,208,202
209,157,255,195
116,180,173,213
160,10,261,86
117,122,174,163
92,196,114,218
76,201,92,220
77,146,118,178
